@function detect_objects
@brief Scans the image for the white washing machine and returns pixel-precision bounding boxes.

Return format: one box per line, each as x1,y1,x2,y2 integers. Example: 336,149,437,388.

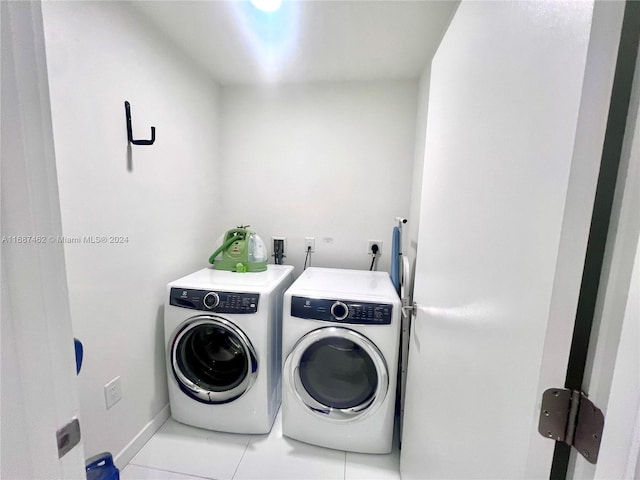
282,267,401,453
164,264,293,434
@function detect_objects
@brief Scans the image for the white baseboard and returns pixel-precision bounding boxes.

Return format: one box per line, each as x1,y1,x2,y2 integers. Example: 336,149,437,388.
114,404,170,470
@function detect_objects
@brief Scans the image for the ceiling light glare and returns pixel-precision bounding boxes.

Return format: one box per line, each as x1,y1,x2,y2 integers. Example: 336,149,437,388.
250,0,282,13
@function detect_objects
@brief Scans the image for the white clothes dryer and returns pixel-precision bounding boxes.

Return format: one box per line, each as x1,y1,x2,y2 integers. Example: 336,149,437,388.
282,267,401,453
164,265,293,434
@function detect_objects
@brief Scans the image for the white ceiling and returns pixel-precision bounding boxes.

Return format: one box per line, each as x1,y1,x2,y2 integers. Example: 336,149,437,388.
129,1,459,85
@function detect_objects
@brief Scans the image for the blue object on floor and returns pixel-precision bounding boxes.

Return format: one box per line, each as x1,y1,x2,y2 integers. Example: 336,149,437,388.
74,338,83,375
85,452,119,480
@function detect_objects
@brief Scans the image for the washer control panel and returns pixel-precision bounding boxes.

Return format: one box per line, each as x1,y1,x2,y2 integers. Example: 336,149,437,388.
170,288,259,314
291,296,392,325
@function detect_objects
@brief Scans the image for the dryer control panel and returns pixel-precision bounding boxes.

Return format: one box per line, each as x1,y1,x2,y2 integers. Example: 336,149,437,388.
291,296,392,325
170,288,259,314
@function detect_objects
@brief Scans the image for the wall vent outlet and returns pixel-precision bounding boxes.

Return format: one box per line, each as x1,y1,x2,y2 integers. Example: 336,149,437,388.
272,237,287,263
272,237,286,249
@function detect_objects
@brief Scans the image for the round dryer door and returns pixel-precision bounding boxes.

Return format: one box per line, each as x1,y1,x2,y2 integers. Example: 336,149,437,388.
286,326,388,420
169,315,258,404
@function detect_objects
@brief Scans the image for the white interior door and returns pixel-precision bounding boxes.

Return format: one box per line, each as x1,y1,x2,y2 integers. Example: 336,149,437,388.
1,1,86,478
400,1,624,478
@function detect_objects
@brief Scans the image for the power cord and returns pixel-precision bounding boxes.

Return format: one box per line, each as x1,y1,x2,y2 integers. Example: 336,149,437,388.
369,244,379,271
303,245,312,270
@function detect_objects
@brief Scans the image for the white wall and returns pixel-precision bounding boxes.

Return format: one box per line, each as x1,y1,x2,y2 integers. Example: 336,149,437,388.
41,1,221,462
218,82,418,276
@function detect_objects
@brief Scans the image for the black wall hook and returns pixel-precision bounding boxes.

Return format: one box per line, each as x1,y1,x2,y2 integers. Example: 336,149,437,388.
125,101,155,145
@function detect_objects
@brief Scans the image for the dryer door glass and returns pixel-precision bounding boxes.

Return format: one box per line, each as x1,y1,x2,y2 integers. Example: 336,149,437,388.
299,337,378,409
171,316,258,404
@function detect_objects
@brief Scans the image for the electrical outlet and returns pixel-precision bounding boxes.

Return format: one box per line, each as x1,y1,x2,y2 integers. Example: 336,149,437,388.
368,240,383,254
104,376,122,409
305,237,315,253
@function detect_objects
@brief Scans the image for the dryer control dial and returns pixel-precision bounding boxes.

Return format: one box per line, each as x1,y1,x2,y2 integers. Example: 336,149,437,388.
331,301,349,320
203,292,220,310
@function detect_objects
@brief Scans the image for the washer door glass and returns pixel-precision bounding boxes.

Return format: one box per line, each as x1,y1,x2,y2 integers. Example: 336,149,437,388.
171,316,258,404
300,337,377,409
289,327,388,420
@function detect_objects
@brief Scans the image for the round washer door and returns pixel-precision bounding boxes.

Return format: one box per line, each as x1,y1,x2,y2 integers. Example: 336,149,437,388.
169,315,258,404
285,326,388,421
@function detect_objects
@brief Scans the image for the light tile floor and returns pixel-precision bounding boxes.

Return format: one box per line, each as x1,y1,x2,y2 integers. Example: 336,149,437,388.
122,409,400,480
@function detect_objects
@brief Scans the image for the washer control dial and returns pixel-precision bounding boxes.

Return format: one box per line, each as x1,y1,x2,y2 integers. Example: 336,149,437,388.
203,292,220,310
331,301,349,320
